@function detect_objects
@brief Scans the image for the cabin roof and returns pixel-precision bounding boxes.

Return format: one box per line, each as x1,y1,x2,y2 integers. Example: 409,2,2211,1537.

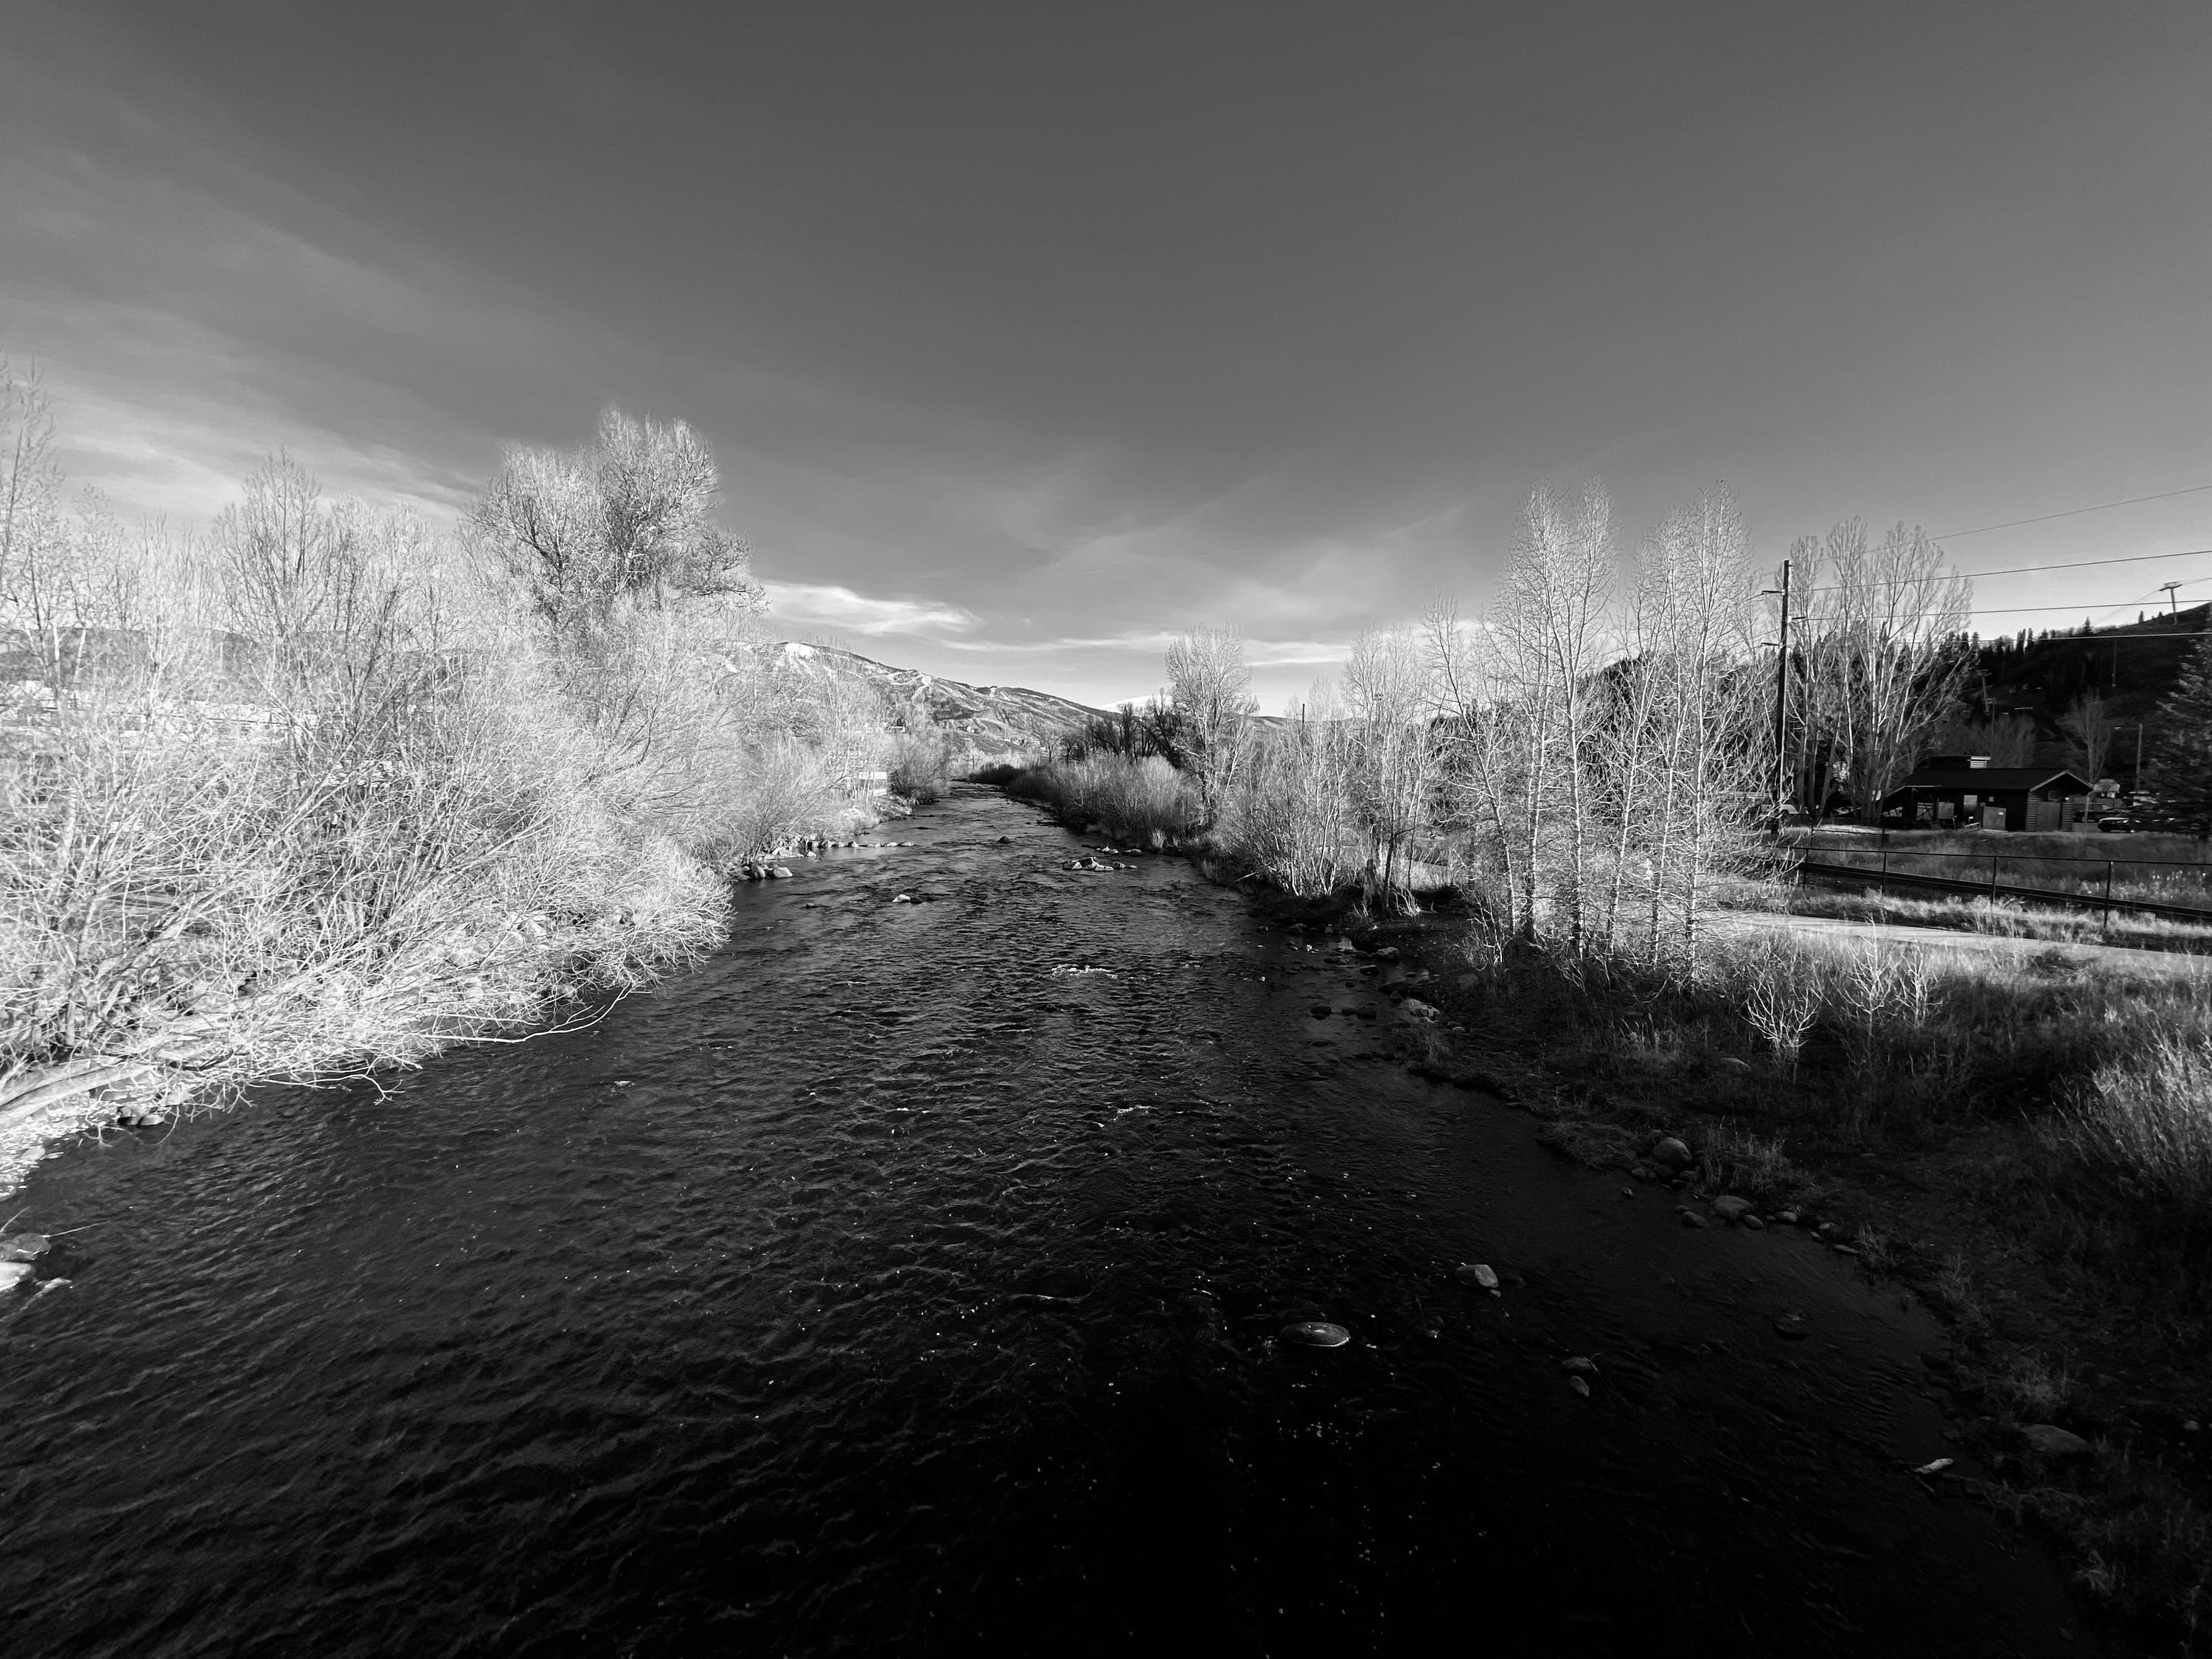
1889,765,2093,793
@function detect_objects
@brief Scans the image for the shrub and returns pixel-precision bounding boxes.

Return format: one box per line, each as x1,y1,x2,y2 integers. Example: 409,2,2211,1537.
1008,754,1200,847
886,727,951,804
2047,1033,2212,1231
963,755,1030,787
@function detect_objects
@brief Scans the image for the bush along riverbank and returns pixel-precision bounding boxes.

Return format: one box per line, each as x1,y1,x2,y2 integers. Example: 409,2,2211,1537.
1255,893,2212,1652
0,383,895,1199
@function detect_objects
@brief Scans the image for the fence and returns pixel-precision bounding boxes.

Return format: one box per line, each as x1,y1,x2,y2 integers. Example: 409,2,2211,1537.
1783,836,2212,928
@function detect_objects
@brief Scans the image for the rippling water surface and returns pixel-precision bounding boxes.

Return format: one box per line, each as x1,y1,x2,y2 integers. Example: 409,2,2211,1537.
1,789,2112,1655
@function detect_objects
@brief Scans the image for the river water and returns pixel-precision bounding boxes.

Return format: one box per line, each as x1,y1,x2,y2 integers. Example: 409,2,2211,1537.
1,787,2112,1655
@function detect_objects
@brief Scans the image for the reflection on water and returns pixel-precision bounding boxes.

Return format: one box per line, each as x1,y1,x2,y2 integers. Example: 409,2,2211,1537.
0,789,2111,1655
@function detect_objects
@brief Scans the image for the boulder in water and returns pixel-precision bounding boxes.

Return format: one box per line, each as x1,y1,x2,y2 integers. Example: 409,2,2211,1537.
1281,1320,1351,1349
1711,1195,1753,1222
1649,1135,1694,1172
0,1233,49,1263
0,1261,31,1295
1454,1263,1500,1294
2022,1423,2090,1457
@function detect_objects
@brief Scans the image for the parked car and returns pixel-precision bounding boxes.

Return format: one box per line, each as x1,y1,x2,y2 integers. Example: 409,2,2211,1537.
2096,814,2134,833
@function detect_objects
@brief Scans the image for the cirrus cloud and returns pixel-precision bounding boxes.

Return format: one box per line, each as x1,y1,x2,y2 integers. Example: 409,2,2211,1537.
762,580,978,636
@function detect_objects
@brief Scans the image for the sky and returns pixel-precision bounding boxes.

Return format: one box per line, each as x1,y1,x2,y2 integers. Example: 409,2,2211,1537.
2,1,2207,711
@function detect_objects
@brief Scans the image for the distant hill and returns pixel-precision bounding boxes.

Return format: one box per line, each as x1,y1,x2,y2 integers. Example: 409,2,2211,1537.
1970,602,2210,784
756,640,1107,756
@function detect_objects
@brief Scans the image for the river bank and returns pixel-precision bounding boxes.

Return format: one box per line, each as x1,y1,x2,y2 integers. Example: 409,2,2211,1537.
1292,897,2212,1651
0,822,919,1205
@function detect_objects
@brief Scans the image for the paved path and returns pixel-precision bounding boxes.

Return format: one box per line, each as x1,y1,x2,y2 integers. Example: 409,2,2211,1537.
1711,907,2212,978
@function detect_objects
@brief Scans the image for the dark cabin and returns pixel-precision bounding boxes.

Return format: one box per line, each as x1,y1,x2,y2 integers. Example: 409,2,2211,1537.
1882,755,2094,832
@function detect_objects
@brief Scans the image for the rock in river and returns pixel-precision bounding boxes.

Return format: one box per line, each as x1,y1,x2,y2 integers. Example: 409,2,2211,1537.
0,1261,32,1295
1649,1136,1694,1172
0,1232,50,1262
2022,1424,2090,1458
1711,1196,1753,1222
1281,1321,1352,1349
1454,1263,1500,1293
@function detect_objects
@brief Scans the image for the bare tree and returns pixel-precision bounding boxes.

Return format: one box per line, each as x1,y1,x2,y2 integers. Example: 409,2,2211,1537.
1632,487,1762,970
2062,692,2114,782
212,454,382,683
1165,623,1257,818
1424,599,1531,936
1340,624,1438,908
1218,685,1358,897
1489,483,1615,950
0,359,62,605
1790,521,1972,824
471,407,762,636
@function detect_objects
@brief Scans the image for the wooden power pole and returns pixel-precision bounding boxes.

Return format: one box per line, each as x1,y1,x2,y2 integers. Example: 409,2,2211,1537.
1771,558,1792,833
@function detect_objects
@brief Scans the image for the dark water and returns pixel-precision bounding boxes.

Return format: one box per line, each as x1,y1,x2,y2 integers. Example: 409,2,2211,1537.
1,788,2112,1656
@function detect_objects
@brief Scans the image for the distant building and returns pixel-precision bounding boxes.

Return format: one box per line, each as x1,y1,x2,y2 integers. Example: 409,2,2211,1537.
1882,754,2094,832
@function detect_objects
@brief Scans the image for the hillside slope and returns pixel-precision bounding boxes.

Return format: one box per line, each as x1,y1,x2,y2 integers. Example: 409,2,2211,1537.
1970,602,2209,782
758,641,1106,754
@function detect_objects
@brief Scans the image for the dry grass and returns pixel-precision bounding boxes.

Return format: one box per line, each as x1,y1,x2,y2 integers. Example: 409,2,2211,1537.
2043,1034,2212,1231
1007,754,1201,848
1764,883,2212,953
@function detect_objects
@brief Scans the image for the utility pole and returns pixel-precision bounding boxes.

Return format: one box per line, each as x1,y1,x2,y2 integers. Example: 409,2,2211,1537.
2161,580,2184,616
1769,559,1792,835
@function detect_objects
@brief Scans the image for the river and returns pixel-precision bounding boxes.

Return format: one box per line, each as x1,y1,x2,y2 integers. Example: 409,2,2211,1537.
0,787,2115,1655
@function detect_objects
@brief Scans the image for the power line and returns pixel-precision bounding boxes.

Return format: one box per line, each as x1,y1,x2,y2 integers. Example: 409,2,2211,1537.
1970,600,2186,616
1799,546,2212,596
1934,484,2212,540
1961,547,2212,580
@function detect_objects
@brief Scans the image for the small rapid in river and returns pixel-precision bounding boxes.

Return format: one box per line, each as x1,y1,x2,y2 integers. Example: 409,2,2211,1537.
0,788,2113,1655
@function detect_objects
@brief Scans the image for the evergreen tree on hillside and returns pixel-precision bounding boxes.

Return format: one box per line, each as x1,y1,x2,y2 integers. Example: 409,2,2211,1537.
2147,633,2212,827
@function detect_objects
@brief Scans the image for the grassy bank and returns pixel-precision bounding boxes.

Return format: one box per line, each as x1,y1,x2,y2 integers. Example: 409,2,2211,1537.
1332,907,2212,1647
1739,877,2212,954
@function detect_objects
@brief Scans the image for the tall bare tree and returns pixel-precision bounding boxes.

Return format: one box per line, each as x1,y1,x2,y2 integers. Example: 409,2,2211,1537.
1790,520,1972,823
1490,483,1615,949
1165,623,1257,819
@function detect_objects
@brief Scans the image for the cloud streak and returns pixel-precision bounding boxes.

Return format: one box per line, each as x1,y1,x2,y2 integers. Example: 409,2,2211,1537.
763,581,977,636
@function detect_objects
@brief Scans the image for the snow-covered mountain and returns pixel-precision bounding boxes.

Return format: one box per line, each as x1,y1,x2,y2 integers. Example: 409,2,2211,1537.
762,641,1107,754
